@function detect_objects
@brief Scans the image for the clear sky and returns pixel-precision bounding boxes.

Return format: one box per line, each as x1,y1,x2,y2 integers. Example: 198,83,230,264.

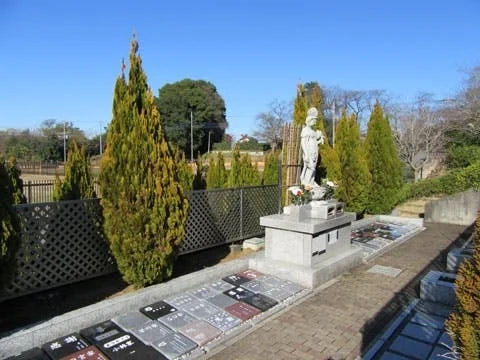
0,0,479,141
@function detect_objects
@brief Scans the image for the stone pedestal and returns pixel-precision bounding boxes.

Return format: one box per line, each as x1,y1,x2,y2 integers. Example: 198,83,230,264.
256,212,363,288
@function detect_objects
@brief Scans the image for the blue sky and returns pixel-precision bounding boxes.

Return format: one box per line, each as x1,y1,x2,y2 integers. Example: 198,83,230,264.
0,0,479,141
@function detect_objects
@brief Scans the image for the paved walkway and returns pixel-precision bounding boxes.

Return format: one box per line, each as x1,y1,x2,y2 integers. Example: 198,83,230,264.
209,222,469,360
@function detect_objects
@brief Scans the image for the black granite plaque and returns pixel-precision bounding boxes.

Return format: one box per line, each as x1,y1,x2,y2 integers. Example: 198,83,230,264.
140,300,177,320
223,286,255,301
152,332,197,360
59,345,108,360
41,333,89,360
243,293,278,312
5,348,50,360
79,320,123,345
222,274,251,286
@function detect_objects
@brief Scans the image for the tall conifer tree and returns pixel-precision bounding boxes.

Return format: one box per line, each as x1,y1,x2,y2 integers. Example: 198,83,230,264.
293,83,308,126
262,151,279,185
335,111,371,214
99,37,188,287
364,103,403,214
206,152,227,189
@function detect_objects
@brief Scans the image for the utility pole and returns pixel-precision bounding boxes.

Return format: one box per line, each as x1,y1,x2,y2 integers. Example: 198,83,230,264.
99,122,103,156
208,130,212,154
63,121,67,163
190,110,193,162
331,101,336,148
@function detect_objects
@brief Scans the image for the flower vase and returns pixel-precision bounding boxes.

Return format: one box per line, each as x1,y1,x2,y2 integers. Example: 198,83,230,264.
285,205,308,221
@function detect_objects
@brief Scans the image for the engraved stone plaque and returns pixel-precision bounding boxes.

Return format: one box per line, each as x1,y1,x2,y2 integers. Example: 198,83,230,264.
205,310,242,332
152,332,197,360
164,294,198,309
237,269,264,280
241,279,273,294
140,301,177,320
261,287,294,302
159,311,196,331
243,293,278,312
59,345,109,360
132,320,173,345
222,274,251,286
189,285,218,300
206,293,239,309
112,311,151,332
208,280,235,293
225,302,261,321
42,333,89,360
80,320,123,345
179,320,222,346
6,348,50,360
223,286,255,302
182,300,222,319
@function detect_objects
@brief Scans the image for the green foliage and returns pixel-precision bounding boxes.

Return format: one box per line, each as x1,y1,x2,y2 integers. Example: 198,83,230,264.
227,147,260,187
156,79,227,155
320,144,341,182
446,213,480,359
53,140,95,201
6,157,26,204
192,156,207,190
262,151,279,185
206,152,227,189
99,37,189,288
172,147,193,192
364,103,403,214
293,83,308,126
236,141,270,152
212,142,231,151
335,111,372,214
447,145,480,169
0,159,20,286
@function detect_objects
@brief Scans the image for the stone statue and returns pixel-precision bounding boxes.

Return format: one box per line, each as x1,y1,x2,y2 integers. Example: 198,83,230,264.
300,107,324,187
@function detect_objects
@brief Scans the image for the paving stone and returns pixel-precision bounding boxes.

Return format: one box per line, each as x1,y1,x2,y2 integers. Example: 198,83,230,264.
182,300,223,319
159,311,196,331
152,332,198,360
225,302,261,321
164,293,198,309
112,311,151,332
205,310,242,332
179,320,223,346
410,311,446,330
367,265,403,278
189,285,218,300
140,301,177,320
58,345,108,360
389,335,433,360
401,322,440,344
222,274,251,286
207,280,235,293
131,321,173,345
206,293,239,310
223,286,255,301
237,269,264,280
41,333,89,360
243,293,278,312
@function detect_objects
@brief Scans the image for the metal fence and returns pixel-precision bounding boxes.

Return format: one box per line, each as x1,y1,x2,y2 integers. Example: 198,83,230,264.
22,180,101,203
1,185,280,301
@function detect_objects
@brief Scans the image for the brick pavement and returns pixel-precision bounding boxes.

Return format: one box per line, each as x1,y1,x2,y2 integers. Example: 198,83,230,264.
209,222,470,360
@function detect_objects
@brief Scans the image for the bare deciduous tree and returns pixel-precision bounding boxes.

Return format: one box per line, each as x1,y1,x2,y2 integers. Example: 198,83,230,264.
391,93,446,181
254,99,292,151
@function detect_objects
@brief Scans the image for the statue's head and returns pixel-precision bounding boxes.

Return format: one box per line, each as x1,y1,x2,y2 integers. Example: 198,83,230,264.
306,107,318,125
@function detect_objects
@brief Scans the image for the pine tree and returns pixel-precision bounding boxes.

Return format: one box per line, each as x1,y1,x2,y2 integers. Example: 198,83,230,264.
6,157,26,204
293,83,308,126
446,213,480,360
335,110,371,214
364,103,403,214
53,139,95,201
0,159,20,286
206,152,227,189
99,36,188,287
262,151,279,185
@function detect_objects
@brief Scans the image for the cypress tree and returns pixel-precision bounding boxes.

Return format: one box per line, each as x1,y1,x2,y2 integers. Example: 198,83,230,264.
172,146,193,192
0,159,20,286
446,212,480,359
53,139,95,201
262,151,279,185
192,156,207,190
206,152,227,189
364,103,403,214
99,37,188,287
227,147,242,188
239,154,260,186
293,83,308,126
6,157,26,204
335,111,371,214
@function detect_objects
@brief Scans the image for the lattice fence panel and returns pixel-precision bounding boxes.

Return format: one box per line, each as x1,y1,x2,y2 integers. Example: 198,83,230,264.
241,186,280,237
0,199,116,301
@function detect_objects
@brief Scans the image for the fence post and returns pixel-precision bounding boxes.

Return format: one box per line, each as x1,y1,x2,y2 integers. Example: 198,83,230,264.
239,188,243,239
27,180,32,203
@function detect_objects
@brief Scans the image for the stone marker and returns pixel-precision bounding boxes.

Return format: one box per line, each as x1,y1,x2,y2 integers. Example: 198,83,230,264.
206,293,239,310
130,321,173,346
182,300,222,319
158,311,196,331
243,293,278,312
237,268,264,280
240,279,273,294
205,310,242,332
223,286,255,301
140,301,177,320
179,320,223,346
261,286,296,302
207,280,235,293
189,285,218,300
41,333,89,360
112,311,151,332
221,274,251,286
225,302,261,321
5,348,50,360
152,332,197,360
59,345,108,360
164,293,198,309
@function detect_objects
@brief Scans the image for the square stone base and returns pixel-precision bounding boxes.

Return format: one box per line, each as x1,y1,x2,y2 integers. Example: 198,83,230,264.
248,246,363,289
